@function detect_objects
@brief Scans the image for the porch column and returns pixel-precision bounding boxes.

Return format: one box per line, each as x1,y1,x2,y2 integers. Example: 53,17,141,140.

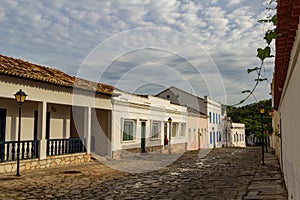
84,106,92,154
38,101,47,159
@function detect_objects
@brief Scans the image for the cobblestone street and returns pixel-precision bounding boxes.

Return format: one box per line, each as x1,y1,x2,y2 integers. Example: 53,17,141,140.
0,147,287,199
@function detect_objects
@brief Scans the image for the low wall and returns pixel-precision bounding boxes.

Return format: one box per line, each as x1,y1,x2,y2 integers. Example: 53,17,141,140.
112,145,162,158
170,142,187,153
0,153,90,174
112,143,187,158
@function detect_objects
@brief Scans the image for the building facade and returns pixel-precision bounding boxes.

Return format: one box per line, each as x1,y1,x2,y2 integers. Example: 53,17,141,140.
0,54,113,173
230,123,246,148
186,108,208,150
205,96,223,149
156,87,222,149
111,89,188,158
271,1,300,199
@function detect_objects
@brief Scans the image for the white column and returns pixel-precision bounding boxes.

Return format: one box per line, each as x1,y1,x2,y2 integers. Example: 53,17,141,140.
84,106,92,154
107,111,112,156
38,101,47,159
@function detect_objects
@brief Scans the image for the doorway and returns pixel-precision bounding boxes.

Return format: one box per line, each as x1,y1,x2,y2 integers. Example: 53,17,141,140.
0,109,6,161
141,121,146,153
0,109,6,143
198,129,201,150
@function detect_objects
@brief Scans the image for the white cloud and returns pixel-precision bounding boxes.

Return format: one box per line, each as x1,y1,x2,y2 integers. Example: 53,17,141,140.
0,0,274,105
227,0,241,7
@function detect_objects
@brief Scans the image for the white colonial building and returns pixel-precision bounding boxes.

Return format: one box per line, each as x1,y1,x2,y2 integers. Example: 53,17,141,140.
156,86,223,149
112,90,188,158
205,96,223,149
230,123,246,148
0,54,114,173
110,89,189,158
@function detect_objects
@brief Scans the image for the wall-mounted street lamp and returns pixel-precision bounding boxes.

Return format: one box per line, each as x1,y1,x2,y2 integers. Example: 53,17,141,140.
14,89,27,176
259,104,265,165
168,117,172,154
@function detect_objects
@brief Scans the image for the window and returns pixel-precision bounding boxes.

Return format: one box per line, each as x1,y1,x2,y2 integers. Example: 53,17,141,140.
151,121,161,139
219,131,221,142
164,122,168,136
210,132,212,144
122,119,135,141
213,113,215,124
180,123,186,137
172,123,178,137
209,112,212,123
218,114,221,124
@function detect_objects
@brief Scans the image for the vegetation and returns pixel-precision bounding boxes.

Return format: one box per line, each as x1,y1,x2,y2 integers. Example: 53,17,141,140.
233,0,277,106
227,99,272,138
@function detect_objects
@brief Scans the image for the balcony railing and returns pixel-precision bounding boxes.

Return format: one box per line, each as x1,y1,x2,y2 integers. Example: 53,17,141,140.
47,138,86,156
0,140,39,162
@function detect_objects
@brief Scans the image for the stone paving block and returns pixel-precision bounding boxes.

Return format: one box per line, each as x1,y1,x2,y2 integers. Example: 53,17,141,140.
0,147,288,199
243,194,287,200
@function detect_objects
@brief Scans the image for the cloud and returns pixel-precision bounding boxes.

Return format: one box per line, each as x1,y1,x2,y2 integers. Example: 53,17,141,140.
227,0,241,7
0,0,275,105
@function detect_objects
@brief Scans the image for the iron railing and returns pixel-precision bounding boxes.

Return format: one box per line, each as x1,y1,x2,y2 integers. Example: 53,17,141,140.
0,140,39,162
47,138,86,156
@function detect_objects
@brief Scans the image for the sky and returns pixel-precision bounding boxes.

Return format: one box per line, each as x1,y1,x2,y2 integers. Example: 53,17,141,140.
0,0,275,106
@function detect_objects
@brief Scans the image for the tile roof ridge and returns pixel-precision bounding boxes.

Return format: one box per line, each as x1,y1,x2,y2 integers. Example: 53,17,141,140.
0,54,114,95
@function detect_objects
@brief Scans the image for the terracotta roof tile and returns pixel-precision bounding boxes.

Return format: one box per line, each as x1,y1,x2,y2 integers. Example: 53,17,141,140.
274,0,300,109
0,54,114,95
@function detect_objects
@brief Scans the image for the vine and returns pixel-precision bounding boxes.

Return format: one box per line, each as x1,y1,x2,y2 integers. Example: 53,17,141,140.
232,0,277,106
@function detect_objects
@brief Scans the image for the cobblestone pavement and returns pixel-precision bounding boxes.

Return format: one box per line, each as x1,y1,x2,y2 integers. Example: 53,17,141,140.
0,147,287,200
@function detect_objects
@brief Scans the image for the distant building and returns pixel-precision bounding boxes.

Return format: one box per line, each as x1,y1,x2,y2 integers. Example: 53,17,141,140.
247,134,259,146
230,123,246,147
111,89,188,158
156,86,223,149
186,107,208,150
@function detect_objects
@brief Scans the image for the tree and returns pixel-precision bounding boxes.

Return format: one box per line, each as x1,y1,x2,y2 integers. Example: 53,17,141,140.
227,99,272,137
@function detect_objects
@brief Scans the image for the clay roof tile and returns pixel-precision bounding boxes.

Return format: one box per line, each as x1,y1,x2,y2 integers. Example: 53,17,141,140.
0,54,114,95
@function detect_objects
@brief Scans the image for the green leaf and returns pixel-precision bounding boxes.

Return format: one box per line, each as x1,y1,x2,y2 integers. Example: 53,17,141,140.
247,67,260,74
255,78,268,82
264,30,277,45
271,15,277,26
241,90,251,93
257,46,272,61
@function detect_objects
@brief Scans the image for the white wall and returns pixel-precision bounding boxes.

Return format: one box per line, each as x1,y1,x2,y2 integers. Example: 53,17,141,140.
111,90,188,152
0,76,112,110
186,114,208,150
277,22,300,200
230,123,246,147
0,98,38,141
205,96,223,148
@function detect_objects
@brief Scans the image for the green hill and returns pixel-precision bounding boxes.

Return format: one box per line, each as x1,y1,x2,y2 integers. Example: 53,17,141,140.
227,99,272,138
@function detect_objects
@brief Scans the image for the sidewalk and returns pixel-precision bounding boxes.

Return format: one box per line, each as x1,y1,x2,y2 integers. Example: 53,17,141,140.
243,149,288,200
